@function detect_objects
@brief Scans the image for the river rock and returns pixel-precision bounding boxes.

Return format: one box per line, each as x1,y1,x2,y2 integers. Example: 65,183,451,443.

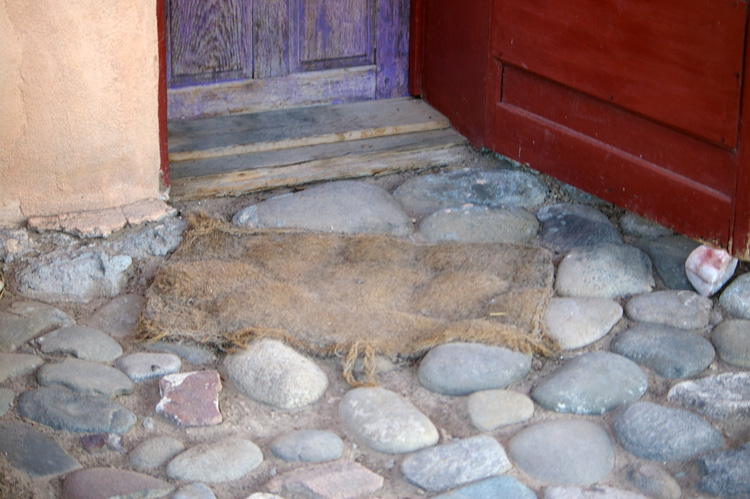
632,235,700,290
84,293,144,339
172,482,217,499
466,389,534,431
627,462,682,499
37,358,134,398
667,372,750,421
0,421,81,478
271,429,344,463
625,290,711,329
719,273,750,319
620,212,672,239
418,205,539,243
266,460,384,499
166,438,263,483
536,203,623,254
115,352,182,382
543,297,622,349
712,319,750,368
62,468,174,499
697,443,750,498
0,352,44,382
129,436,185,471
37,325,123,362
0,301,75,352
545,486,647,499
432,476,536,499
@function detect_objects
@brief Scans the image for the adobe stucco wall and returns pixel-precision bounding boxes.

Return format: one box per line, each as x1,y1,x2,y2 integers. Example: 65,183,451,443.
0,0,161,227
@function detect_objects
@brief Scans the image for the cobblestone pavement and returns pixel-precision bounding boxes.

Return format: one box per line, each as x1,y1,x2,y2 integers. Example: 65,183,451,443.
1,152,749,498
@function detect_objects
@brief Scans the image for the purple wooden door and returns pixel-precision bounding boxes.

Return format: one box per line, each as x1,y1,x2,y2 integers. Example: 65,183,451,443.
167,0,409,119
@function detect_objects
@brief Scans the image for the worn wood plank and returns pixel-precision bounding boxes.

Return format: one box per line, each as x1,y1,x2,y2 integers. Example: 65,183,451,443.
493,0,746,148
168,65,376,119
171,129,468,200
253,0,290,78
168,98,449,160
376,0,410,99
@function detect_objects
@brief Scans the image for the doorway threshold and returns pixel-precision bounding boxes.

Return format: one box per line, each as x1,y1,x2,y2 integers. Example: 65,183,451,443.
168,98,468,201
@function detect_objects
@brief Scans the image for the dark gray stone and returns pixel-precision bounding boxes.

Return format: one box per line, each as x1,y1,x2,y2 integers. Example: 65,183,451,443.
611,324,715,379
37,325,123,362
697,443,750,498
625,290,711,329
555,243,654,299
233,180,413,236
418,205,538,243
400,435,511,493
393,168,548,217
129,436,185,471
17,387,136,434
536,203,623,253
627,462,681,499
531,352,647,415
115,352,181,382
633,236,700,290
271,429,344,463
418,342,531,396
37,357,134,398
0,421,81,478
613,402,723,462
668,372,750,421
432,476,537,499
0,301,75,351
166,438,263,483
0,352,44,382
62,467,174,499
621,212,673,239
712,319,750,368
508,419,614,485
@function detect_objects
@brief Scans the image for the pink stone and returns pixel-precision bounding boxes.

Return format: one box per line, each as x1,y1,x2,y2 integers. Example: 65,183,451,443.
122,199,176,226
685,245,738,297
156,370,222,427
266,460,384,499
62,467,174,499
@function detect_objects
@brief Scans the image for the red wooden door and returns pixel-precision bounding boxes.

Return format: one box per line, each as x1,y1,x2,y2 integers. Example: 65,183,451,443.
166,0,409,120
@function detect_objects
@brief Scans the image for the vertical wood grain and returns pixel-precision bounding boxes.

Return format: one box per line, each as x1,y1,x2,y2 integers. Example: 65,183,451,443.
376,0,410,98
253,0,290,78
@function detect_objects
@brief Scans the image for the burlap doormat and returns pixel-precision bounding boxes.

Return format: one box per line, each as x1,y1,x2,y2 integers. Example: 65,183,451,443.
139,215,557,385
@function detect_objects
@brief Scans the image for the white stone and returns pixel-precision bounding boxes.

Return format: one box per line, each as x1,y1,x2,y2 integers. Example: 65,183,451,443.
685,245,737,297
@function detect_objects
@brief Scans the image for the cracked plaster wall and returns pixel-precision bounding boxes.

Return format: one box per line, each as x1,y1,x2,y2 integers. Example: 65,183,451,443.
0,0,161,227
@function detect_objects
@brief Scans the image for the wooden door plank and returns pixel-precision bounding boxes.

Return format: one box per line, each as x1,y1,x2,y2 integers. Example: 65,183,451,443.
168,98,450,160
171,129,468,200
253,0,291,78
492,0,746,148
730,12,750,259
376,0,410,99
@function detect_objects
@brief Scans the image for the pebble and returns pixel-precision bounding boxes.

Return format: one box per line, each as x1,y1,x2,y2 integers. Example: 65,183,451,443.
508,419,615,485
156,370,222,427
17,387,136,434
417,205,539,243
265,460,384,499
627,463,681,499
224,338,328,410
114,352,182,382
0,421,81,478
62,467,174,499
720,273,750,319
667,372,750,421
84,294,144,339
620,212,672,239
338,386,438,454
610,324,715,379
171,482,217,499
536,203,623,253
400,435,511,493
166,438,263,483
712,319,750,368
418,342,531,396
545,486,647,499
270,429,344,463
466,389,534,432
432,475,537,499
233,180,414,236
555,243,654,299
37,325,123,362
632,235,700,290
685,245,737,297
543,297,622,350
0,352,44,382
0,301,75,351
129,436,185,471
0,388,13,416
392,168,548,216
531,352,647,415
36,357,134,398
613,401,723,461
696,443,750,498
624,290,711,329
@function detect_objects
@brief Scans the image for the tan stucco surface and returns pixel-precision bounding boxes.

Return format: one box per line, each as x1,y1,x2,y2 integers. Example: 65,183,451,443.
0,0,161,227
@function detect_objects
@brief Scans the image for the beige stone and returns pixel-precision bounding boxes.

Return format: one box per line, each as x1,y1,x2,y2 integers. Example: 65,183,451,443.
122,199,176,226
59,208,127,238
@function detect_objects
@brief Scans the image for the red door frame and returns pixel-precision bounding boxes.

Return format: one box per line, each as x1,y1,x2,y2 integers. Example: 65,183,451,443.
157,0,169,188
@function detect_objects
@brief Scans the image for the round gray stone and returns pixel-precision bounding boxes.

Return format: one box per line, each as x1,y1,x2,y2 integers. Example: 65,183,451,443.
0,421,81,478
625,290,711,329
418,342,531,396
432,476,536,499
400,435,511,493
545,486,648,499
632,235,700,291
37,358,134,398
270,429,344,463
147,340,216,365
720,273,750,319
531,352,647,415
0,388,13,417
37,325,122,362
610,324,715,379
0,352,44,382
129,436,185,471
166,438,263,483
544,297,623,350
0,301,75,352
224,338,328,409
555,243,655,299
233,180,413,236
508,419,614,485
613,401,723,462
17,387,136,434
712,319,750,368
668,372,750,421
536,203,623,254
621,212,673,239
418,205,538,243
466,389,534,432
172,482,217,499
84,293,144,339
114,352,182,382
697,443,750,498
339,386,438,454
627,462,681,499
62,467,174,499
393,168,548,217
